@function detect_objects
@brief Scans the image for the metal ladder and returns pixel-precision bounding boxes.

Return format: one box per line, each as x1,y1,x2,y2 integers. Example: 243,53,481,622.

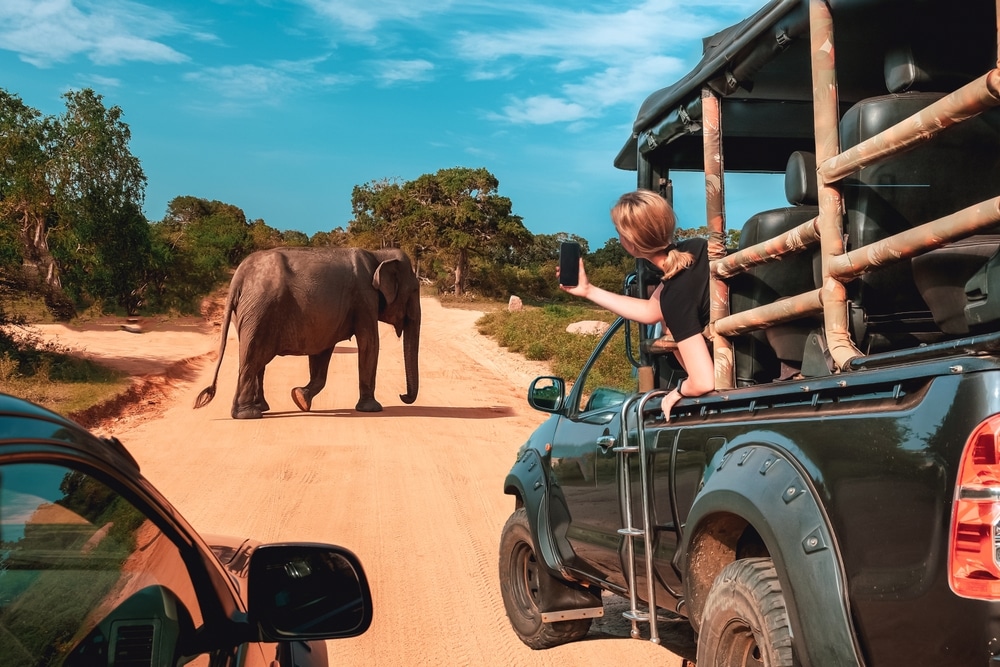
614,388,670,644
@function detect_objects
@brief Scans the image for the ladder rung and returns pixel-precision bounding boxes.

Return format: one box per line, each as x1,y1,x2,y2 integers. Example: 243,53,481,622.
618,527,644,536
623,609,652,622
613,446,639,453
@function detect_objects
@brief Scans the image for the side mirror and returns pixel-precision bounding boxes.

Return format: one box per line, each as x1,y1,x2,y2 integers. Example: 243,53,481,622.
528,376,565,413
248,543,373,641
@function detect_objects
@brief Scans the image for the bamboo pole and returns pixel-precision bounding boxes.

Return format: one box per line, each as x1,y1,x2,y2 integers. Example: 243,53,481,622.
711,217,821,279
715,290,824,337
810,0,862,370
830,196,1000,280
819,69,1000,184
702,87,734,390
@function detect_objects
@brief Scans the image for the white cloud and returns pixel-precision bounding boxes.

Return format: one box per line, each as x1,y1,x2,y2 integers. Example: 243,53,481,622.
373,59,434,85
453,1,709,64
454,0,761,126
0,0,189,67
83,74,123,89
183,57,359,109
185,64,297,101
298,0,457,35
494,95,589,125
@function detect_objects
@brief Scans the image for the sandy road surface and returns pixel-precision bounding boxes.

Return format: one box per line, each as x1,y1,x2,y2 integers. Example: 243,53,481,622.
27,297,693,666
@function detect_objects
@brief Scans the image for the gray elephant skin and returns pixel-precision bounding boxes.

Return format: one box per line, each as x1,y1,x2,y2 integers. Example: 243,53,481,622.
194,246,420,419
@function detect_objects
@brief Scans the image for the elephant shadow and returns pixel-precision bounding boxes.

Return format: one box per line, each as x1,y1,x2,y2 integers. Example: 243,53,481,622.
248,405,515,420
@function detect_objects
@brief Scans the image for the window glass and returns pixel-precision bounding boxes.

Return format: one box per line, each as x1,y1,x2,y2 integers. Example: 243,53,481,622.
574,322,639,414
0,463,205,667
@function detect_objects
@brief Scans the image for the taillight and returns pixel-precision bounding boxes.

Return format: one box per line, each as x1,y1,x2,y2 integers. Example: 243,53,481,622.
950,417,1000,599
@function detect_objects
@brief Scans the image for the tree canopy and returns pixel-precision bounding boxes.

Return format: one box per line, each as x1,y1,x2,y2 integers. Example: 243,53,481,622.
350,167,534,295
2,83,684,324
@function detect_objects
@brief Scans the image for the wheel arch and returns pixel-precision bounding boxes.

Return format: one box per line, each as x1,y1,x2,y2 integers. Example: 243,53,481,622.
679,444,865,667
503,447,570,577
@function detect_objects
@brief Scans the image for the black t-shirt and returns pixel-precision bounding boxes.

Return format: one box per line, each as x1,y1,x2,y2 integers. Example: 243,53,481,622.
657,237,710,342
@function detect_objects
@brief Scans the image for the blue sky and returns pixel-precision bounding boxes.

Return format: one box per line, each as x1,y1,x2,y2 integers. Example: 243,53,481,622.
0,0,781,249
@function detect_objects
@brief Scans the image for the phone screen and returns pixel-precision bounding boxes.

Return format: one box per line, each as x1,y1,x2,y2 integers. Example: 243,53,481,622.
559,242,581,286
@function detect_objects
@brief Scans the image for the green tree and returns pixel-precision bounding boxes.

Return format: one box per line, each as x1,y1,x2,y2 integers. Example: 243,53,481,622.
248,218,283,251
45,89,150,314
349,179,411,248
281,229,309,247
676,225,740,249
589,237,630,267
144,197,251,311
0,90,59,291
403,167,532,295
309,227,349,247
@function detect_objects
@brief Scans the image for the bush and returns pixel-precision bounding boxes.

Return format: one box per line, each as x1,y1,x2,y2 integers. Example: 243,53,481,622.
476,303,630,385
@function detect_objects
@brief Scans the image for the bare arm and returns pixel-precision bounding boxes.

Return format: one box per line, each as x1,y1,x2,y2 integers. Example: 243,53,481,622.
559,259,664,325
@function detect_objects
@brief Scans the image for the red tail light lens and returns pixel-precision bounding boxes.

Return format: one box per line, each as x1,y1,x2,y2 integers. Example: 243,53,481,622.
950,418,1000,599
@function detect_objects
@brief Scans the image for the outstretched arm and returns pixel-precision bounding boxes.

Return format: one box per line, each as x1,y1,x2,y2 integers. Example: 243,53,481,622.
559,259,664,325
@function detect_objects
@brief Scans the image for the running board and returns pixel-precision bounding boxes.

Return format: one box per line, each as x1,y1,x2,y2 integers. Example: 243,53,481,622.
541,607,605,623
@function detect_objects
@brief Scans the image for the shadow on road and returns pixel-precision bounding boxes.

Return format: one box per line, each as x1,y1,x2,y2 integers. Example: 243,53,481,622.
588,593,697,661
226,404,518,420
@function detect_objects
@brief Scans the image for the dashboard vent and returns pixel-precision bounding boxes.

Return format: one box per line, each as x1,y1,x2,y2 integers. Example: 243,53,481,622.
111,620,158,666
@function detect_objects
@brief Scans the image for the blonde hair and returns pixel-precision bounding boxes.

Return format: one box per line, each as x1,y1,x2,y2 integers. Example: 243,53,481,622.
611,189,694,279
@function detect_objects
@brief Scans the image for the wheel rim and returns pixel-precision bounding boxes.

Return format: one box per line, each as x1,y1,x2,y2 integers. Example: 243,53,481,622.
509,540,542,620
716,619,765,667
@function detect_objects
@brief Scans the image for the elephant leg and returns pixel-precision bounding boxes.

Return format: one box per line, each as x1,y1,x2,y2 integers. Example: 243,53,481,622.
253,367,270,413
233,354,272,420
355,320,382,412
292,348,334,412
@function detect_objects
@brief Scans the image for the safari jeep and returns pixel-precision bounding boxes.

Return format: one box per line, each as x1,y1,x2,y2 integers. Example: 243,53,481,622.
499,1,1000,665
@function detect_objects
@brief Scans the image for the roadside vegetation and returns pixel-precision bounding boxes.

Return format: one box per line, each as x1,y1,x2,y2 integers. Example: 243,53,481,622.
1,84,731,416
476,303,633,388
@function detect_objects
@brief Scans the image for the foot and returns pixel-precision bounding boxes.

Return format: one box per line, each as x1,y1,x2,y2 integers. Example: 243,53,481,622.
232,406,263,419
291,387,312,412
355,398,383,412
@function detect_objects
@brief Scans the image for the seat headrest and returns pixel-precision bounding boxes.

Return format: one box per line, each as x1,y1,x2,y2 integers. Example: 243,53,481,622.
784,151,818,206
884,43,984,94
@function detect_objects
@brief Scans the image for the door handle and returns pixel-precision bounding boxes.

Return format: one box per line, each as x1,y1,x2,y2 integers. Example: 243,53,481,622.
597,435,616,453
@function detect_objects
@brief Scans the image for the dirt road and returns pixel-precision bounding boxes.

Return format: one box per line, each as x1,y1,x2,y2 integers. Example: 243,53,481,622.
29,297,693,666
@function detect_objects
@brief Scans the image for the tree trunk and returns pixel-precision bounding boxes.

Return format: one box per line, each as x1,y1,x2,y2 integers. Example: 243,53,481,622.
453,249,467,296
20,211,61,290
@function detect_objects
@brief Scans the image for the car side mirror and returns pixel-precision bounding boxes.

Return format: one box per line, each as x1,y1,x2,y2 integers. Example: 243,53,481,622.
528,376,565,413
248,543,373,641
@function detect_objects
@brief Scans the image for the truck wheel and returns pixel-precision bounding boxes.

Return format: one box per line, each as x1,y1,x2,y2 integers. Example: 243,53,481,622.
498,508,592,649
697,558,795,667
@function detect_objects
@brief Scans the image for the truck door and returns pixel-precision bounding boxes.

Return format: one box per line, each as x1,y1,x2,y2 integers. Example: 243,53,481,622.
548,320,637,588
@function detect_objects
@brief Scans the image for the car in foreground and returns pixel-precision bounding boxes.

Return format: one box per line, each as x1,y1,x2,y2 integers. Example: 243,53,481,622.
0,392,372,666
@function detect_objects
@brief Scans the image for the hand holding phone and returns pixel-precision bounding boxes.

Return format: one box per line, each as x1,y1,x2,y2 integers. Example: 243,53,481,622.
558,241,581,286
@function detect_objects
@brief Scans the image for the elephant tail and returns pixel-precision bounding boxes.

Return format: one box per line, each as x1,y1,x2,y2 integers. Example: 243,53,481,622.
194,285,237,409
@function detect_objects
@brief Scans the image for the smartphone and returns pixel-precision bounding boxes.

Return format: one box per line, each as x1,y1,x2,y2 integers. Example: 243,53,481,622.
559,241,581,286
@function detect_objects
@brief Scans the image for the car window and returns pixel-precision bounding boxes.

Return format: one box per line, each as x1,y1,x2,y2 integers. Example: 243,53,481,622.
574,322,639,414
0,463,206,667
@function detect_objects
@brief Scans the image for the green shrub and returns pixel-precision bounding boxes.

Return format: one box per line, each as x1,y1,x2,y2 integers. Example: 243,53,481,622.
476,304,635,388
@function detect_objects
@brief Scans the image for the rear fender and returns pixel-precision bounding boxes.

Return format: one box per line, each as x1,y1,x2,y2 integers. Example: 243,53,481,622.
680,443,864,667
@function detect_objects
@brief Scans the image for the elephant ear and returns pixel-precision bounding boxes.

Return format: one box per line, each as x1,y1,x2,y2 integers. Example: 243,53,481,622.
373,258,400,304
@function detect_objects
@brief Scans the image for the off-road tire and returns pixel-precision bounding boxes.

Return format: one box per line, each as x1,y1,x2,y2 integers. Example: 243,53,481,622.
697,558,795,667
498,508,592,649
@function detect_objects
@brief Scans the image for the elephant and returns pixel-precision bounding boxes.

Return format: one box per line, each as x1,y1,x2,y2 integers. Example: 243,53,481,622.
194,246,420,419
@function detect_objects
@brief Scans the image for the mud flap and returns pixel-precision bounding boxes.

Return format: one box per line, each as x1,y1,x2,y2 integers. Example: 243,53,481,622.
504,449,603,618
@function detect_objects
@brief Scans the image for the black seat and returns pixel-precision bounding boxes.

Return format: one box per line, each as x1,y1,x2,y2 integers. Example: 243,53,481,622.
731,151,821,385
840,46,1000,349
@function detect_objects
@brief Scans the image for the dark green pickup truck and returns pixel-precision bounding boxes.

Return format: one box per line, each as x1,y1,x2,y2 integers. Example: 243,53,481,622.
498,1,1000,665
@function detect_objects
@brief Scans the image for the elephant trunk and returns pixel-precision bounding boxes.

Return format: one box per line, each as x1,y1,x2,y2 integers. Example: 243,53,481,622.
400,313,420,404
